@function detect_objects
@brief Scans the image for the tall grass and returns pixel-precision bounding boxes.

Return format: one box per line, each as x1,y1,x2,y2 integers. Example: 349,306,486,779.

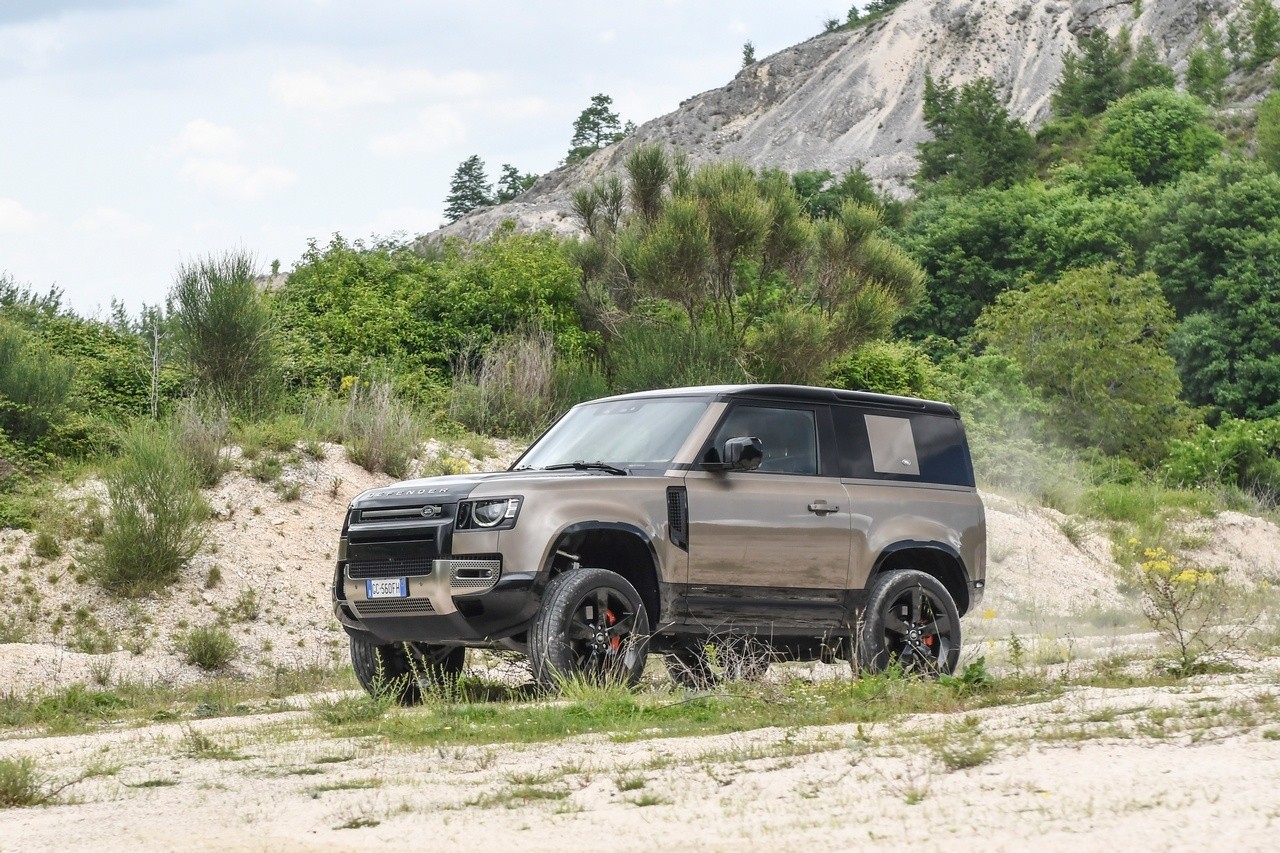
174,398,230,487
342,379,421,478
88,421,207,597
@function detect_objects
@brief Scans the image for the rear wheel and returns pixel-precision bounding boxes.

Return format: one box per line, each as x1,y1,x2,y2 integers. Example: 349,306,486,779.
349,635,466,704
529,568,650,692
856,569,961,676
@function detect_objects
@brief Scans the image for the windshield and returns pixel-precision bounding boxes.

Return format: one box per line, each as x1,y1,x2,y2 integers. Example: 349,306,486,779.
515,396,712,474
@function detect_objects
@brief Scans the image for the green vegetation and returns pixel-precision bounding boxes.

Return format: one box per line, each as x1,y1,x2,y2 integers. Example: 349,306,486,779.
86,421,206,597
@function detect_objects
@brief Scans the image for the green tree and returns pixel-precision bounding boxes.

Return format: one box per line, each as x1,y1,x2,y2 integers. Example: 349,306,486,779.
900,182,1144,339
1169,233,1280,418
1143,157,1280,315
916,76,1034,191
976,265,1186,461
443,155,494,223
170,252,279,413
1257,91,1280,172
1184,25,1230,105
1125,36,1177,92
566,94,626,165
1245,0,1280,69
1091,88,1223,186
0,318,73,446
1053,29,1129,117
495,164,537,202
742,41,756,66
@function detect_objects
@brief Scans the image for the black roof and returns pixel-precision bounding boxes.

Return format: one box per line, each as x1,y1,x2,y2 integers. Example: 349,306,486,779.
596,384,960,417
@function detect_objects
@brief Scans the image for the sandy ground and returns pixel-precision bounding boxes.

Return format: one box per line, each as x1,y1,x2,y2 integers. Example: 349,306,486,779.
3,441,1280,847
2,663,1279,850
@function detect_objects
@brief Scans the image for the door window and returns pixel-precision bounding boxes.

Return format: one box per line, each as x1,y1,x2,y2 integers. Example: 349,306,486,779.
709,405,818,475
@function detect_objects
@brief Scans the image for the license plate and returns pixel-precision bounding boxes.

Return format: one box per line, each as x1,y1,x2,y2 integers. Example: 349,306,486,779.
366,578,408,599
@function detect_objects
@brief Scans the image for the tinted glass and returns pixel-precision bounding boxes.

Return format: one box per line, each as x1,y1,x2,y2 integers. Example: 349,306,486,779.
709,405,818,475
834,407,973,486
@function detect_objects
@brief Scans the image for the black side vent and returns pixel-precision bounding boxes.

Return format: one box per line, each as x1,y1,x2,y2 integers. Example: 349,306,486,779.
666,486,689,551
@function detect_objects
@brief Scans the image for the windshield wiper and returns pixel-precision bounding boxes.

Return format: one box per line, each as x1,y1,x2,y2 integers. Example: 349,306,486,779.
542,460,629,476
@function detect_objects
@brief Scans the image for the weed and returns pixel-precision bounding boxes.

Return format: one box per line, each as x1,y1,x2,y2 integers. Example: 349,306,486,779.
342,379,421,478
32,530,60,560
175,398,231,487
277,481,302,502
179,623,237,671
180,726,241,760
126,779,178,789
933,736,995,771
335,817,380,830
628,792,670,807
249,455,283,484
204,565,222,589
1135,544,1249,675
227,587,261,622
0,757,45,808
614,773,646,791
302,440,326,461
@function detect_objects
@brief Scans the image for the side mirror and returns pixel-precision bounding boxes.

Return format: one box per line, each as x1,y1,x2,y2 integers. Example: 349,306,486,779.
715,436,763,471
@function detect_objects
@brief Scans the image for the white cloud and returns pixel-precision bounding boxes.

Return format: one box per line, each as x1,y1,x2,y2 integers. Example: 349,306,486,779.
179,159,297,200
272,63,491,112
71,206,152,238
728,19,749,35
368,106,467,157
0,198,40,231
598,29,617,43
169,118,242,157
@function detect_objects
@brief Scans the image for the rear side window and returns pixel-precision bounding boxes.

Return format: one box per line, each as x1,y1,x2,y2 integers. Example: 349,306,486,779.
834,407,974,486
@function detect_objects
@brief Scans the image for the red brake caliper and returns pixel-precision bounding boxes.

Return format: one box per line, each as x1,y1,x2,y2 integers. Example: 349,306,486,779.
604,609,621,652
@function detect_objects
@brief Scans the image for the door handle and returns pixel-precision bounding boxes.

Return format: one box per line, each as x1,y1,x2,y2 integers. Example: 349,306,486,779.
807,501,839,515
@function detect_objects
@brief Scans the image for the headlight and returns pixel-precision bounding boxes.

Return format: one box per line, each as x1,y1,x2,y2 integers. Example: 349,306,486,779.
461,497,522,530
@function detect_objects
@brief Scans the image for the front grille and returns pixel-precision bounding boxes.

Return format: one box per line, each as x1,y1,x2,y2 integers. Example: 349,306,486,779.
353,598,436,616
358,504,450,522
347,557,435,580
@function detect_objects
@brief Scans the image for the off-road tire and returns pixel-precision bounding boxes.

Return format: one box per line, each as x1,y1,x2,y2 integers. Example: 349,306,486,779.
856,569,961,676
350,635,466,705
529,568,650,692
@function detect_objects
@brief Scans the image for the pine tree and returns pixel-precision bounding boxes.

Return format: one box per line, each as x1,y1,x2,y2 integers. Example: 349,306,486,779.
1185,25,1230,105
495,164,537,203
443,155,493,223
1053,29,1128,117
742,41,756,66
1246,0,1280,69
1126,37,1177,92
566,94,624,165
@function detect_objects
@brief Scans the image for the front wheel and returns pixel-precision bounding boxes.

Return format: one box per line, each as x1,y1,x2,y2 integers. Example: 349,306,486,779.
856,569,961,676
350,635,466,704
529,569,650,692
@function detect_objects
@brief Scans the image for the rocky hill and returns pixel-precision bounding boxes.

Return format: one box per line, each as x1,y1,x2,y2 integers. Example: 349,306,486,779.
434,0,1229,243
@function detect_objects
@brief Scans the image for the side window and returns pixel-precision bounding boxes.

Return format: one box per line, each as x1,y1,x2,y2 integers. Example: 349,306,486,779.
709,405,818,475
834,408,974,486
864,415,920,477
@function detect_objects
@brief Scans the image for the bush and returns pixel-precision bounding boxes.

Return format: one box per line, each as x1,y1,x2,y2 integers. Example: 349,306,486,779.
170,251,280,414
179,623,236,670
0,757,46,808
1164,416,1280,504
174,398,230,487
0,318,74,446
88,421,207,597
607,320,745,395
825,340,940,397
342,378,421,478
449,328,606,437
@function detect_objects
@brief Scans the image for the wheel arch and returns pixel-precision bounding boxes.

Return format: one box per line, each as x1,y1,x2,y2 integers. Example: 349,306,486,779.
870,541,972,615
543,522,662,625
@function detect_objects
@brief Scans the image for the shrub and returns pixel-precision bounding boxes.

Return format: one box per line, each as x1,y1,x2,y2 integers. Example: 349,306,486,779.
342,379,421,478
170,251,280,414
826,340,940,397
174,398,230,487
179,623,236,670
0,757,45,808
1135,545,1241,675
450,328,580,437
607,320,745,395
0,317,74,446
88,421,207,597
1164,416,1280,505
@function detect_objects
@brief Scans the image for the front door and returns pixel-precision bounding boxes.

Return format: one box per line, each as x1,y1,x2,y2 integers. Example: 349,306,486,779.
682,402,850,632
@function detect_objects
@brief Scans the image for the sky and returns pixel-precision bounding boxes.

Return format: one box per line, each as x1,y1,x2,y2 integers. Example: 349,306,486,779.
0,0,849,317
